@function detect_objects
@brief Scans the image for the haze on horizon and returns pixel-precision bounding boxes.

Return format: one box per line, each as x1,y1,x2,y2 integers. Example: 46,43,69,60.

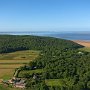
0,0,90,32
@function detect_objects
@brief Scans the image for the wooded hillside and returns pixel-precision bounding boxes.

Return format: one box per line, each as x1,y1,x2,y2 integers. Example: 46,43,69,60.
1,35,90,90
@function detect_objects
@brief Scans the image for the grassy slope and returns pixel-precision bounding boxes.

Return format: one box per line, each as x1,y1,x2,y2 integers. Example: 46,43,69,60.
45,79,74,87
0,84,21,90
79,47,90,52
0,50,39,60
0,50,39,80
18,69,43,77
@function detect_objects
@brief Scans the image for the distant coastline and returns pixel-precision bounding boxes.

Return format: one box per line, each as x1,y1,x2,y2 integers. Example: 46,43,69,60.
0,31,90,41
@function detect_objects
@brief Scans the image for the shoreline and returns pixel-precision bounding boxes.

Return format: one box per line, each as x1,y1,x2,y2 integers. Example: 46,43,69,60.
73,40,90,47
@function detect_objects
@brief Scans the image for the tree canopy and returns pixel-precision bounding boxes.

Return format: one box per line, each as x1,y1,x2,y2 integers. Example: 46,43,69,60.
1,35,90,90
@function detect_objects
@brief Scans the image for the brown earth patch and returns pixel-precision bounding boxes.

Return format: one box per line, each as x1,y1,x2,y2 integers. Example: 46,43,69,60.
73,40,90,47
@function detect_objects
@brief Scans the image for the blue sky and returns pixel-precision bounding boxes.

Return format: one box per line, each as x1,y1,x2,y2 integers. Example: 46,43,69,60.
0,0,90,32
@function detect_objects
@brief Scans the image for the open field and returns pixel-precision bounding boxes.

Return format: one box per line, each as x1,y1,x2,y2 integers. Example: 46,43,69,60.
0,60,32,64
0,50,39,60
0,64,23,69
0,84,21,90
0,50,39,80
79,47,90,52
45,79,74,87
45,79,65,87
18,69,43,77
0,69,14,80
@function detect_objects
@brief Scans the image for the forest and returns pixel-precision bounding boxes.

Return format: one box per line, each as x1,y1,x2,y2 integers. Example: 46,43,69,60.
1,35,90,90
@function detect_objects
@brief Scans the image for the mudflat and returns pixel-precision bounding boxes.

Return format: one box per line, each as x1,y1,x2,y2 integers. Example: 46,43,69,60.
73,40,90,47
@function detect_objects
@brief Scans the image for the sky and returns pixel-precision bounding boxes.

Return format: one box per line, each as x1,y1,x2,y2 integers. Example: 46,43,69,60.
0,0,90,32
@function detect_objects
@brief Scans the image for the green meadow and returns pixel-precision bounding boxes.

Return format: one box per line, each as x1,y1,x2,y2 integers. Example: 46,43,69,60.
18,69,43,77
0,50,39,80
45,78,74,87
0,84,21,90
79,47,90,52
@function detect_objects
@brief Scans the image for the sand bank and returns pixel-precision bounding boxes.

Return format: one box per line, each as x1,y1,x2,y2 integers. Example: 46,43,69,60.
73,40,90,47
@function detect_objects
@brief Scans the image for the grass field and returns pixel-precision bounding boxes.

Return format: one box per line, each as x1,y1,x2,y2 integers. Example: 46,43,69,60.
45,79,66,87
0,84,21,90
0,50,39,60
18,69,43,77
0,50,39,80
79,47,90,52
45,78,74,87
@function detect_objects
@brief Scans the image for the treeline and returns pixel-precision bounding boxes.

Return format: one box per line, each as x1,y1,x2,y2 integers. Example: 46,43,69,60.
0,35,82,53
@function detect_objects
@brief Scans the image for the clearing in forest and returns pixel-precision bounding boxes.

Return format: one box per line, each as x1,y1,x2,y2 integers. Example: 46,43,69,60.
0,50,39,80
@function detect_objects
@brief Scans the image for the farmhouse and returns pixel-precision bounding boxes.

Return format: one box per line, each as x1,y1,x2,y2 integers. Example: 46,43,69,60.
8,77,26,88
14,79,26,88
